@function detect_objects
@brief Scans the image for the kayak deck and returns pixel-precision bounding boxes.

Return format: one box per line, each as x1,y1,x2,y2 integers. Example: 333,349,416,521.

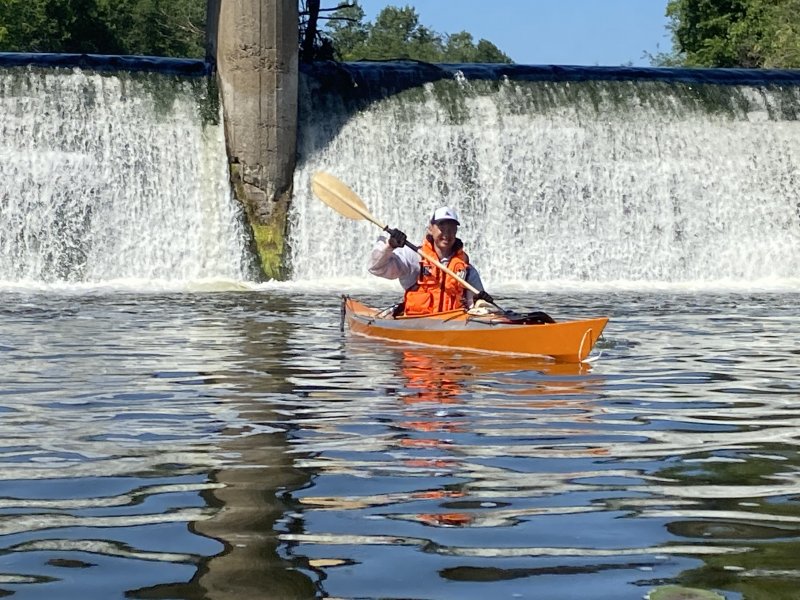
342,296,608,362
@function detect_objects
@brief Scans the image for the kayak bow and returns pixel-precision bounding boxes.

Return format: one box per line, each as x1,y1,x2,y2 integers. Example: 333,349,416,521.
342,296,608,362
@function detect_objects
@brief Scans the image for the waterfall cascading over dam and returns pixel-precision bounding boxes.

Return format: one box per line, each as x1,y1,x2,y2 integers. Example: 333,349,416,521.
3,60,799,290
290,63,800,288
0,66,251,286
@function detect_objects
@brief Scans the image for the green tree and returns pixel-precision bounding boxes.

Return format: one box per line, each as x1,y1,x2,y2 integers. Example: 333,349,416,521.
661,0,800,68
116,0,205,57
474,39,511,63
756,0,800,67
324,1,368,60
362,5,442,60
325,2,367,54
45,0,124,53
442,32,511,63
0,0,59,52
323,2,511,64
0,0,130,53
0,0,205,56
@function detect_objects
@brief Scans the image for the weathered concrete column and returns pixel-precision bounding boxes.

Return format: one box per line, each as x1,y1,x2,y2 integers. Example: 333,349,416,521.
207,0,298,280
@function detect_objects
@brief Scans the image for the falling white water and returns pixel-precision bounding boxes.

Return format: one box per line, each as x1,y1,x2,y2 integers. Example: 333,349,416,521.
289,74,800,289
0,67,250,286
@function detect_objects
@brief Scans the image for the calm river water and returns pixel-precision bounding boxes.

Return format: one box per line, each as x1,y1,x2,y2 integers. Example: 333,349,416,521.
0,289,798,600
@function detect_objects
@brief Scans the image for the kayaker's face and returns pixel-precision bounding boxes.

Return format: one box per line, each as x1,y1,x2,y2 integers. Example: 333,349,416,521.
429,220,458,257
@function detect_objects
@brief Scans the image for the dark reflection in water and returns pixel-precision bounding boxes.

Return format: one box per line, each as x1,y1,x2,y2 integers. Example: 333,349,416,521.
0,290,798,599
0,291,316,600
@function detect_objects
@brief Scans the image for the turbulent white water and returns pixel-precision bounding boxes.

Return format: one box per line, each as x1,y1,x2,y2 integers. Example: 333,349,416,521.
290,74,800,289
4,67,799,291
0,68,250,286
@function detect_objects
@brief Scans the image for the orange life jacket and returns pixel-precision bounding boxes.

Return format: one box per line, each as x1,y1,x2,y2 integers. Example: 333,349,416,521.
403,238,469,315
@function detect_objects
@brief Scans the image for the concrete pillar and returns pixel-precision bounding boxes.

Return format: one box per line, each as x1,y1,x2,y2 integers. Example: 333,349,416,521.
207,0,298,280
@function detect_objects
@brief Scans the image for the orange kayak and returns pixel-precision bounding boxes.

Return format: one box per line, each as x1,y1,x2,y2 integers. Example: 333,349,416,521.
342,296,609,362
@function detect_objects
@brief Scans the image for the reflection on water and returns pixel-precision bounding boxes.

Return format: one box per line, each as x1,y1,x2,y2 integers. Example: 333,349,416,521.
0,292,315,600
0,291,798,599
278,292,800,600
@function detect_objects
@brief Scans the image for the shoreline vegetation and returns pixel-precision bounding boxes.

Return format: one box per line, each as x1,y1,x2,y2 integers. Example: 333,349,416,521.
1,1,799,68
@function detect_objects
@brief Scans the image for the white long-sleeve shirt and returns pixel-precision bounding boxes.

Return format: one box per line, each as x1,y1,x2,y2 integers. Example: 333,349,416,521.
367,235,485,304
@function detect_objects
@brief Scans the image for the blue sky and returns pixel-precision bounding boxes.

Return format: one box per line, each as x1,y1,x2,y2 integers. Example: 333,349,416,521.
351,0,673,67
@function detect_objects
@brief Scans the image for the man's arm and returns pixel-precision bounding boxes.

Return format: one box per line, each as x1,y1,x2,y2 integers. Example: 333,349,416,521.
368,236,420,289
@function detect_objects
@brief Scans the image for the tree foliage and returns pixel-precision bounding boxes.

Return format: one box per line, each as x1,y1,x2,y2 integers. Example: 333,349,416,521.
0,0,206,56
661,0,800,68
1,0,512,64
323,1,368,58
321,1,512,63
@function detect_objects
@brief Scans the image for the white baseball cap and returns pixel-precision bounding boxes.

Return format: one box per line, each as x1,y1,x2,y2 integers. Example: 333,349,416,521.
430,206,460,225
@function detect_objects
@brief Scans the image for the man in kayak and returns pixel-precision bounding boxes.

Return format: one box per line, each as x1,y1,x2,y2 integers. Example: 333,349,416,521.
367,206,493,315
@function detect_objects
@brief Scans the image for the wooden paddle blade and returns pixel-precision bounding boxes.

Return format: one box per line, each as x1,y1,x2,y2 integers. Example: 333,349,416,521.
311,172,385,228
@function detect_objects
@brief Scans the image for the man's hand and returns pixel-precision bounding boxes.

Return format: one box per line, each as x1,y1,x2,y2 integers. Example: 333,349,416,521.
387,228,407,249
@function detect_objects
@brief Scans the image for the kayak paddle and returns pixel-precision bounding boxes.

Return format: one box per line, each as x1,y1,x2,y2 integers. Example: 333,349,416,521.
310,171,492,302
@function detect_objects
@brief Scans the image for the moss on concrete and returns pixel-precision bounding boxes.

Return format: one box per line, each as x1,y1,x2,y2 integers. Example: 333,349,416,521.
229,163,288,281
250,212,287,281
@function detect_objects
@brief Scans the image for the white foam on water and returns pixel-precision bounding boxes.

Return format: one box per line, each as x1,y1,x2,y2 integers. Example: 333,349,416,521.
0,68,251,285
3,68,800,294
4,276,799,296
290,75,800,292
